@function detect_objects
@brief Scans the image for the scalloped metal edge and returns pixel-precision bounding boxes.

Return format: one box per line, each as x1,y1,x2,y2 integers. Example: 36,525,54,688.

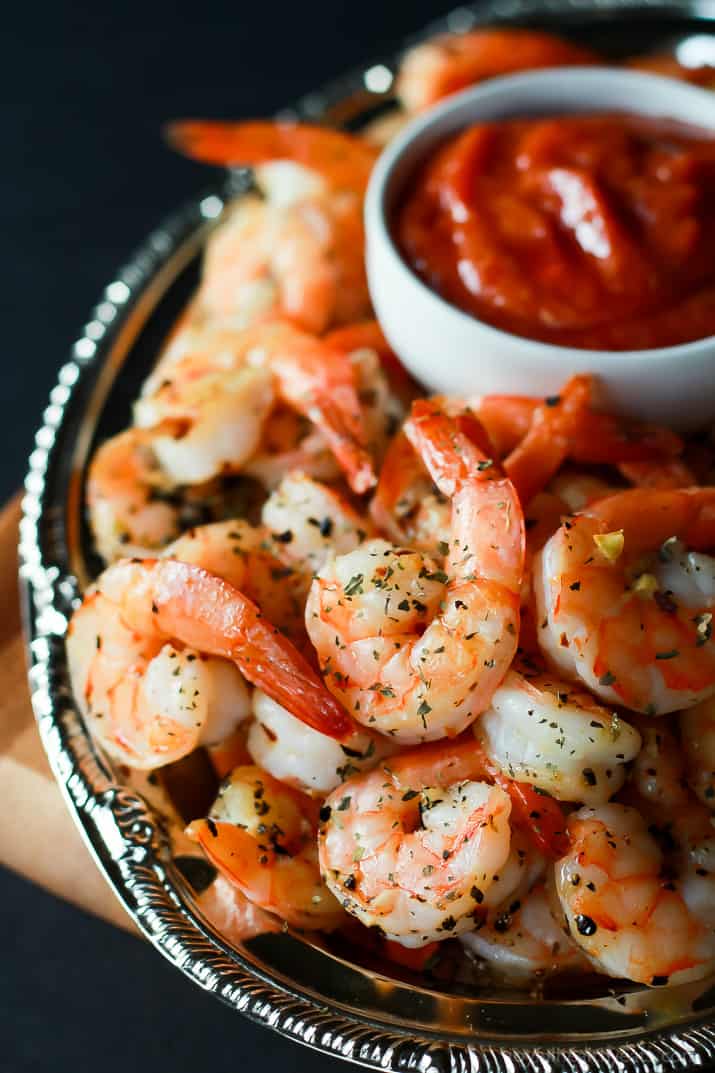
18,1,715,1070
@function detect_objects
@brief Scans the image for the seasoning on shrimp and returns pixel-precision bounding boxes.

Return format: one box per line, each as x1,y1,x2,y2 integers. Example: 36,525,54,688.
188,765,344,929
535,488,715,714
66,557,353,769
306,401,524,743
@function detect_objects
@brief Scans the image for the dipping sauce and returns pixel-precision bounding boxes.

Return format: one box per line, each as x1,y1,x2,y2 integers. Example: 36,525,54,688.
396,114,715,350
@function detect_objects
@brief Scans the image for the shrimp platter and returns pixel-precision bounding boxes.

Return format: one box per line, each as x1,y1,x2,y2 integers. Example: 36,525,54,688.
61,26,715,1009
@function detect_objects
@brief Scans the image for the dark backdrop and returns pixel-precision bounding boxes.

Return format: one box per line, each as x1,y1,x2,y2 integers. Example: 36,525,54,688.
2,3,455,1071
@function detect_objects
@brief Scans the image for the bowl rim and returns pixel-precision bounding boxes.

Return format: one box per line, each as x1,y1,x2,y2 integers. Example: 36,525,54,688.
365,64,715,364
18,3,715,1071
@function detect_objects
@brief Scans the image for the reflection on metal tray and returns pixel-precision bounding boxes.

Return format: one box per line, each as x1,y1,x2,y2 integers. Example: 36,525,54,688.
19,2,715,1070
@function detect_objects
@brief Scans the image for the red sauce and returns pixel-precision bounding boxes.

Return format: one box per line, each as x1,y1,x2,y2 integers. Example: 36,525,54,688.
396,114,715,351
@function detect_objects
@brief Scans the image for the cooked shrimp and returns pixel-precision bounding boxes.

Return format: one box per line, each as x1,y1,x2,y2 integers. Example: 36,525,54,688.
87,427,183,562
261,472,369,577
241,406,339,490
166,121,377,333
307,401,524,743
135,321,375,495
396,28,598,113
244,333,402,489
134,333,274,486
554,802,715,985
476,378,684,506
535,488,715,714
67,558,352,768
370,378,678,549
476,667,641,805
188,764,344,929
247,690,393,796
318,745,513,945
67,589,251,769
163,520,307,642
461,882,588,985
681,697,715,809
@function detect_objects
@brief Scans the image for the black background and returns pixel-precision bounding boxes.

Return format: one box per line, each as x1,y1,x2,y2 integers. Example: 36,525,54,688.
2,3,457,1071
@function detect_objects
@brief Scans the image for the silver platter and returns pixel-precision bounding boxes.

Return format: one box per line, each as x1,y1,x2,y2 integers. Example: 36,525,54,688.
20,2,715,1069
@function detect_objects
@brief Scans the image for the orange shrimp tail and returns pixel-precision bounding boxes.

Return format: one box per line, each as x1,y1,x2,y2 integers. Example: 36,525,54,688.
187,819,276,907
312,394,377,495
165,120,378,191
477,388,684,469
498,779,570,859
404,398,495,495
503,375,592,504
370,429,425,537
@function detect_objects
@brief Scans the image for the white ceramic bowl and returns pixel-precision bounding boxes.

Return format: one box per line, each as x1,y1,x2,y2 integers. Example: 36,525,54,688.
365,68,715,428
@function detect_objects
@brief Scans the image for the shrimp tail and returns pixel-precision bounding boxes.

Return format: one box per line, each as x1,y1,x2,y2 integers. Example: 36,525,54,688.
308,394,377,494
165,120,377,192
502,375,592,504
497,778,570,858
404,398,493,495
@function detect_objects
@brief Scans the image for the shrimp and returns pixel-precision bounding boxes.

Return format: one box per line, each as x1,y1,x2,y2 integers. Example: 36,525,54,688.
535,488,715,714
134,321,376,495
554,802,715,985
461,882,588,985
66,557,352,769
247,690,393,796
318,744,513,946
496,376,683,506
243,333,402,490
162,520,307,642
306,401,524,743
241,406,339,490
476,666,642,805
396,28,598,113
66,589,251,770
166,121,377,333
261,472,370,577
87,427,183,562
681,697,715,809
188,764,344,929
370,378,680,548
